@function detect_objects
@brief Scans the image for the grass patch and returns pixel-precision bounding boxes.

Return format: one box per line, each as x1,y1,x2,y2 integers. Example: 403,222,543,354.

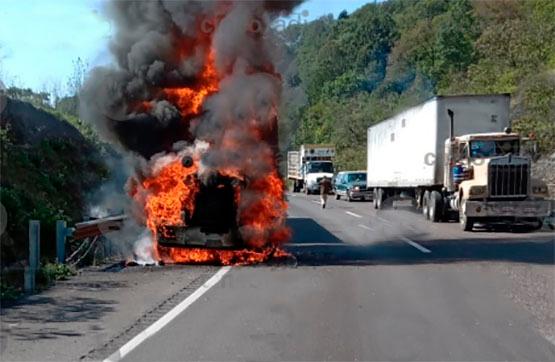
0,280,22,301
38,262,76,286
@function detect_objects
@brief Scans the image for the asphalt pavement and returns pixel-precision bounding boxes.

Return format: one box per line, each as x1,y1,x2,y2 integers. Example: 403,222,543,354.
118,193,555,362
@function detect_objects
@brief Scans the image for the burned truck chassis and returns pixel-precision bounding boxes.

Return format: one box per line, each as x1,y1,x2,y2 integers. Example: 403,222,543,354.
157,175,245,249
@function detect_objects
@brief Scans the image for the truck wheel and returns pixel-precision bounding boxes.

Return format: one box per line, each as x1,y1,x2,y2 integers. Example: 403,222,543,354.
528,218,544,231
376,188,384,209
460,214,474,231
382,189,393,207
347,191,353,202
459,201,474,231
336,194,341,200
422,191,430,220
373,190,378,209
429,191,443,223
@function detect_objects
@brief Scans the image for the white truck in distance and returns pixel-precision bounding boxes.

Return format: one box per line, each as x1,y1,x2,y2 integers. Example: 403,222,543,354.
288,144,335,194
366,94,550,231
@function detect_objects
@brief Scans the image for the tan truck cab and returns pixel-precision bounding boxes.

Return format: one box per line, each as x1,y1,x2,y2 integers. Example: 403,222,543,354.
445,131,550,230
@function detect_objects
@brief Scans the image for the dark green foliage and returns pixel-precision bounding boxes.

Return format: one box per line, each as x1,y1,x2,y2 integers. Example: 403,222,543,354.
1,93,109,266
282,0,555,170
4,87,52,108
512,73,555,154
0,280,21,301
38,263,76,286
1,78,109,298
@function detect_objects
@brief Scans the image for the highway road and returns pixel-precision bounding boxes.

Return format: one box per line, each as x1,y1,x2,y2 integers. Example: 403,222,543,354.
113,193,555,362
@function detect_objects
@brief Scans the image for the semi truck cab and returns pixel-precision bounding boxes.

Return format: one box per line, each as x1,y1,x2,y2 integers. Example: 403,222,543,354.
444,131,550,230
303,161,334,194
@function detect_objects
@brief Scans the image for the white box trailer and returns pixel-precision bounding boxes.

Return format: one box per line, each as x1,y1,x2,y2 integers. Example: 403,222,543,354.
300,144,335,163
366,94,510,188
287,151,301,180
366,93,551,231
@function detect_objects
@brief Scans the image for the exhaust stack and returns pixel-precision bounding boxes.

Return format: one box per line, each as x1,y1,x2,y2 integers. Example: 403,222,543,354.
447,109,454,141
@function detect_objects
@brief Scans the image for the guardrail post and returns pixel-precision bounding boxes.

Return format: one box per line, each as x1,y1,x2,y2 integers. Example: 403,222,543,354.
24,220,40,293
56,220,67,263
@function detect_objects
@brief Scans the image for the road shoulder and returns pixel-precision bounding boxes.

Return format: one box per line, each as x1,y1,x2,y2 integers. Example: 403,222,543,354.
0,264,218,362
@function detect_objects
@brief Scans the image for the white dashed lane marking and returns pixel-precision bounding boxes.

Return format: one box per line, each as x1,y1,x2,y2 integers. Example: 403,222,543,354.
401,237,431,253
357,224,374,231
376,216,392,225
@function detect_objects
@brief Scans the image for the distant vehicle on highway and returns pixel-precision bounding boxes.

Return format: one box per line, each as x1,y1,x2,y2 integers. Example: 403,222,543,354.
366,94,550,231
288,144,335,194
334,171,372,201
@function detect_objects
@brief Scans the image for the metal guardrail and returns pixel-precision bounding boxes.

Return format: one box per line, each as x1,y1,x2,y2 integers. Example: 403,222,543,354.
22,215,128,293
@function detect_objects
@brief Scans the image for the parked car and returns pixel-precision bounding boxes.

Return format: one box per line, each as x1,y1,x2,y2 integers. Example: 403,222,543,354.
333,171,372,201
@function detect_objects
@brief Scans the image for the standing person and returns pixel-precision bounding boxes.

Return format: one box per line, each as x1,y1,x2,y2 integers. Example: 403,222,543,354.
319,176,332,208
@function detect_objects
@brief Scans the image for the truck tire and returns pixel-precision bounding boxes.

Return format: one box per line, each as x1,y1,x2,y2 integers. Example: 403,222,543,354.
422,191,430,220
347,191,353,202
429,191,443,223
376,188,384,209
460,214,474,231
382,188,393,208
528,218,544,231
459,201,474,231
336,194,341,200
373,189,378,209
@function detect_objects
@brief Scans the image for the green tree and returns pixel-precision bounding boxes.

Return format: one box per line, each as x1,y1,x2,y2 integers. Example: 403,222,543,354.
281,0,555,164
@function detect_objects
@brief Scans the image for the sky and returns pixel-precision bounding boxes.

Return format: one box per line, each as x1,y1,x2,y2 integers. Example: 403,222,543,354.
0,0,370,94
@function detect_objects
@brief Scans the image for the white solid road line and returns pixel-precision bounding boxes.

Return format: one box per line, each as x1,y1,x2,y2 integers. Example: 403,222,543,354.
357,224,374,231
104,266,232,362
401,237,431,253
311,200,321,205
346,211,363,218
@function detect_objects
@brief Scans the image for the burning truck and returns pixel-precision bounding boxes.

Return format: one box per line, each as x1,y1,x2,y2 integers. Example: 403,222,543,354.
81,1,299,264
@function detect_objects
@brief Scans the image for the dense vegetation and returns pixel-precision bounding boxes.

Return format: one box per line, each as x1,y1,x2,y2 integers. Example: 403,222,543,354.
280,0,555,170
0,87,109,288
0,58,114,298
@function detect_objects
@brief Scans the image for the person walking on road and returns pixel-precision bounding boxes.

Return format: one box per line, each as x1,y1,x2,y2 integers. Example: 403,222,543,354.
319,176,332,208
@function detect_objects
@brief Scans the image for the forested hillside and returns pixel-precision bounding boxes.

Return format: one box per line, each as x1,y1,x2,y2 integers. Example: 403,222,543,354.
280,0,555,170
0,89,109,270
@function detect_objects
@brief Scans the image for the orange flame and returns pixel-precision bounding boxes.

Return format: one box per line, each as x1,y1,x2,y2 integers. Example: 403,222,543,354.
141,160,199,238
167,247,289,266
131,16,289,265
237,171,290,248
164,50,219,116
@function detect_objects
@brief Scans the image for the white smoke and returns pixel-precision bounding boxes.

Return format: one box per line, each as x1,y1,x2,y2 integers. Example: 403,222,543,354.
133,229,157,265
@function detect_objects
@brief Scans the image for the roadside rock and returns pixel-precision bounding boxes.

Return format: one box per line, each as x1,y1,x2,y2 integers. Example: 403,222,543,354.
532,153,555,199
